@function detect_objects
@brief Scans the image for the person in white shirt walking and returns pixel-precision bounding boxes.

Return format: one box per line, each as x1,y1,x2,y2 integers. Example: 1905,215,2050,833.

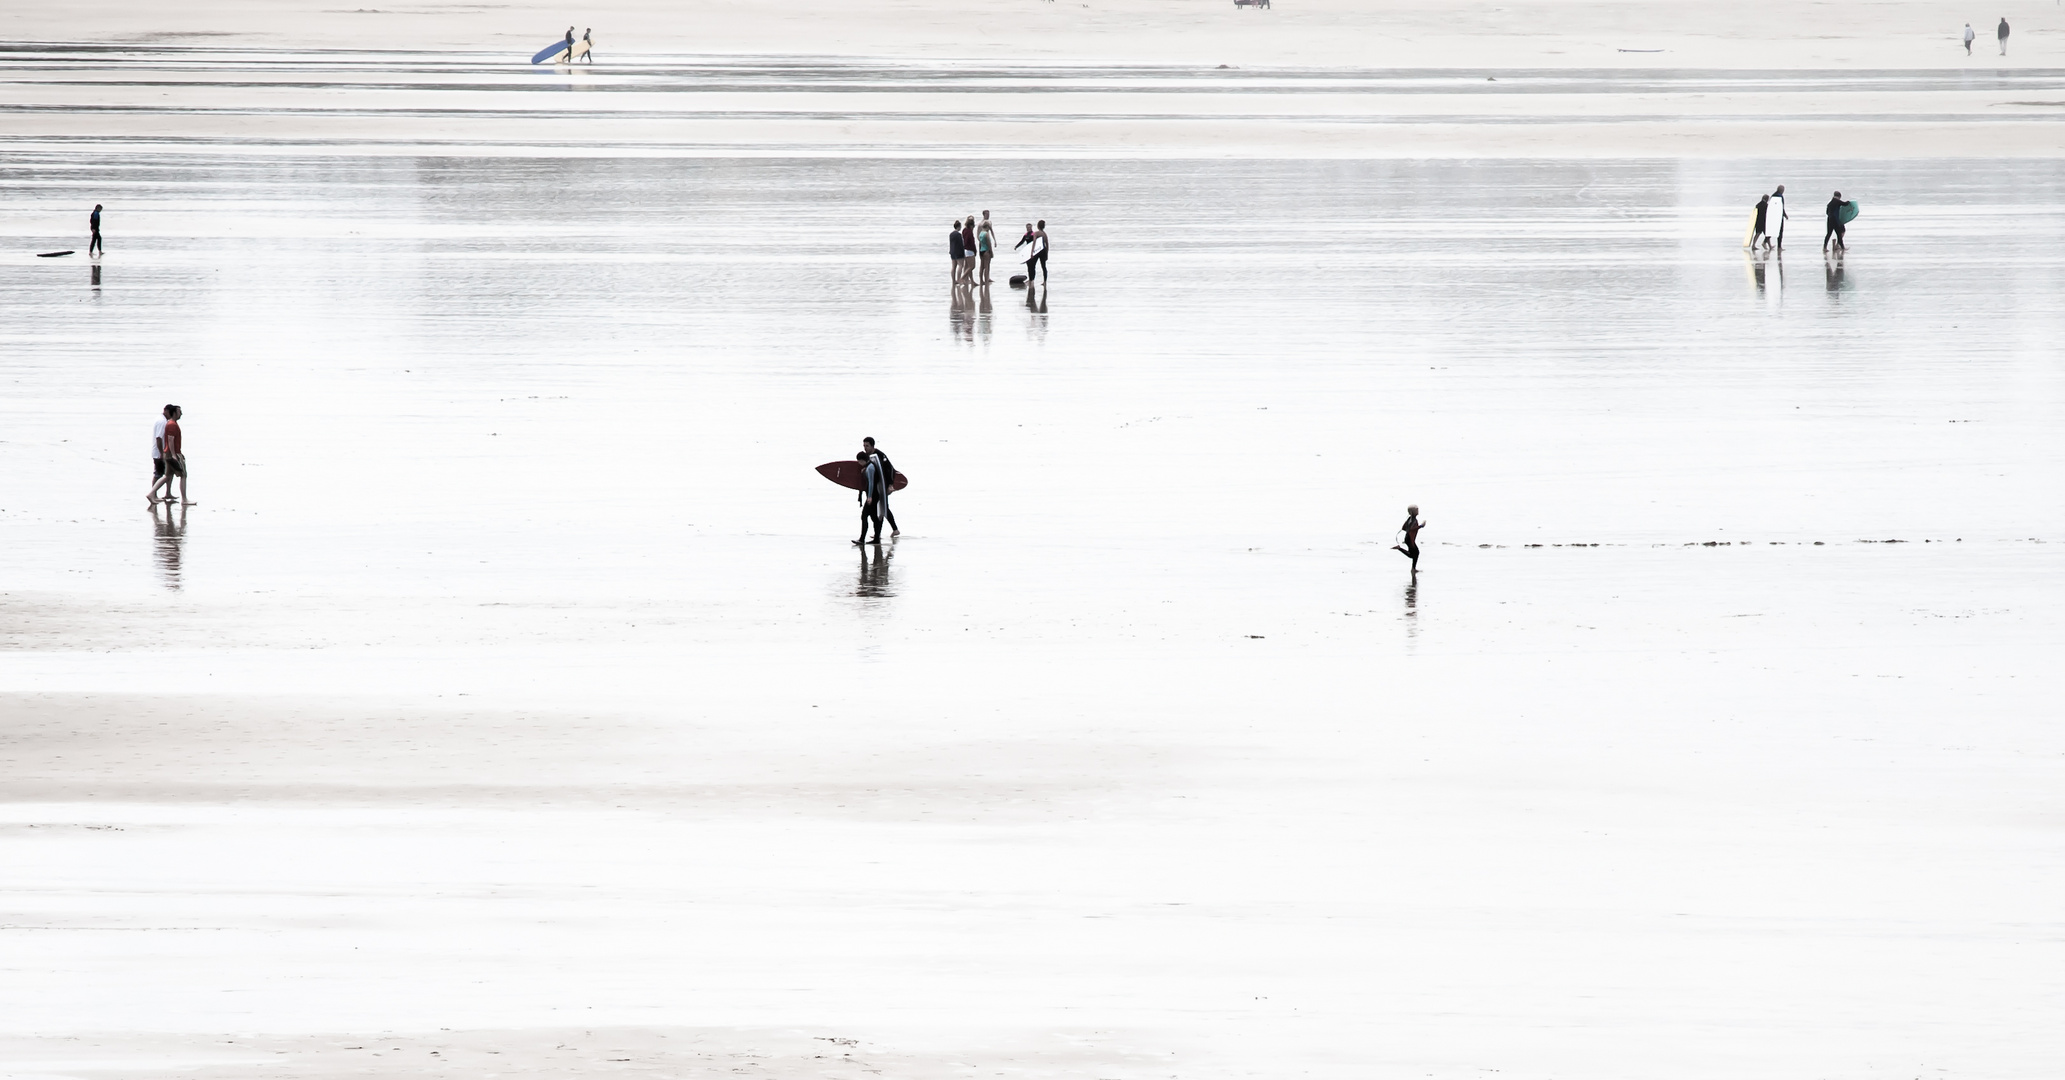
1964,23,1976,54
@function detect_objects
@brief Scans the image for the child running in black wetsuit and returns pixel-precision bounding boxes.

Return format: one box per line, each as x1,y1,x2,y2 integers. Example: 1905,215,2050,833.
1392,505,1425,571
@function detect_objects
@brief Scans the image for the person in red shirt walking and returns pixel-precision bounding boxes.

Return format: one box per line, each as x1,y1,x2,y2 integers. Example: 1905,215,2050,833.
147,404,192,506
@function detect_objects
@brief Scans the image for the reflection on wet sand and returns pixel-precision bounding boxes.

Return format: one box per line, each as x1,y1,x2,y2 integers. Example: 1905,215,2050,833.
856,539,893,598
151,502,185,590
950,284,975,345
1747,249,1782,300
1824,252,1847,294
90,263,101,291
1024,282,1047,343
1401,574,1418,645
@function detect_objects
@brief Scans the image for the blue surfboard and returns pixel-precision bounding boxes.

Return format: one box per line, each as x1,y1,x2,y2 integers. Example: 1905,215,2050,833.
531,40,569,64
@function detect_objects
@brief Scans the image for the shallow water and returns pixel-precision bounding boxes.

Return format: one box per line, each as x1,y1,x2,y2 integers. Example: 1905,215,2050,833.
3,148,2063,1075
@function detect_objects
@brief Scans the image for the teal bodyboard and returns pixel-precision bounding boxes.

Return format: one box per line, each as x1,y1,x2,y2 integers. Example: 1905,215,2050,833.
1839,201,1859,225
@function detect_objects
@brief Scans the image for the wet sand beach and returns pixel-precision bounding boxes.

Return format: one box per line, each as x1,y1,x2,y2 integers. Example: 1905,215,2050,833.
4,19,2065,1080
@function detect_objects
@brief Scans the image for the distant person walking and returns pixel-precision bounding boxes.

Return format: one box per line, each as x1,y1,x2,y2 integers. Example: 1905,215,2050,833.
976,211,996,285
563,26,575,60
88,203,103,256
1750,194,1770,249
949,219,967,283
1964,22,1976,53
862,436,899,537
1998,17,2010,54
1823,191,1849,253
1391,505,1426,572
147,404,189,506
581,28,594,63
1764,185,1788,251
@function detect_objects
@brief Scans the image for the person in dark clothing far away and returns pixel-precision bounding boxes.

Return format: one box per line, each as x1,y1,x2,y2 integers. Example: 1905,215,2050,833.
581,28,595,63
1751,194,1769,249
862,436,899,536
88,204,103,256
854,451,887,545
1391,505,1425,572
949,219,967,284
1013,221,1036,281
961,216,979,285
1824,191,1848,253
563,26,575,60
1998,18,2010,55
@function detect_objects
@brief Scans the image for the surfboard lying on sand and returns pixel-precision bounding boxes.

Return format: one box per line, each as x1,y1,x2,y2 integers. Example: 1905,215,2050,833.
1840,201,1859,225
817,460,908,493
37,250,75,257
531,41,570,64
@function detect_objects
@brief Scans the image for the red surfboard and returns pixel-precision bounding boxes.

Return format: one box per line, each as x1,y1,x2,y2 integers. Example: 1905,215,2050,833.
817,460,908,493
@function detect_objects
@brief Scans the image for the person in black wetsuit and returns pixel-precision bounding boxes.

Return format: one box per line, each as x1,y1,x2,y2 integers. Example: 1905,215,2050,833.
563,26,575,60
949,219,967,284
1750,194,1769,249
854,451,885,545
1391,505,1426,572
581,28,594,63
862,437,899,537
89,204,103,256
1823,191,1847,253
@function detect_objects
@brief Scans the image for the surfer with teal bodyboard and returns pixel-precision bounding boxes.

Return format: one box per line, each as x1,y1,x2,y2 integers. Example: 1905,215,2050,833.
1824,191,1857,253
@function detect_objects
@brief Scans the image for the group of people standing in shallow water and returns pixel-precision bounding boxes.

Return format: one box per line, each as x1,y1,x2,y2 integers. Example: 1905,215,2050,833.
948,212,1049,286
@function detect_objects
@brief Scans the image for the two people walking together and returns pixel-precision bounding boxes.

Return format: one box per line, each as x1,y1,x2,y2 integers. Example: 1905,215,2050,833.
147,404,191,506
854,437,901,546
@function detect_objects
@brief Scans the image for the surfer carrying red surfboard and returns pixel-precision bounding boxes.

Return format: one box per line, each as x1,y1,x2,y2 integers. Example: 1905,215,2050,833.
1391,506,1425,572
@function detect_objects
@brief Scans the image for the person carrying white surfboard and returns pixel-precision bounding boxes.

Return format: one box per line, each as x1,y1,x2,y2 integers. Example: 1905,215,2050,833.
580,28,595,64
1763,185,1788,251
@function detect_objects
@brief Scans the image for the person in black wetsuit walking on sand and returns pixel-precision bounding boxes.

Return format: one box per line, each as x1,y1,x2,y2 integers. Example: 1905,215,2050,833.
1823,191,1848,253
854,451,886,545
1998,17,2010,55
88,204,103,256
862,436,899,537
1391,505,1425,572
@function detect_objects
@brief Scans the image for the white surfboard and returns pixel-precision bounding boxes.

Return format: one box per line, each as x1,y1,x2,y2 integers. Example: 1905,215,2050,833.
569,37,593,61
1767,196,1785,246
